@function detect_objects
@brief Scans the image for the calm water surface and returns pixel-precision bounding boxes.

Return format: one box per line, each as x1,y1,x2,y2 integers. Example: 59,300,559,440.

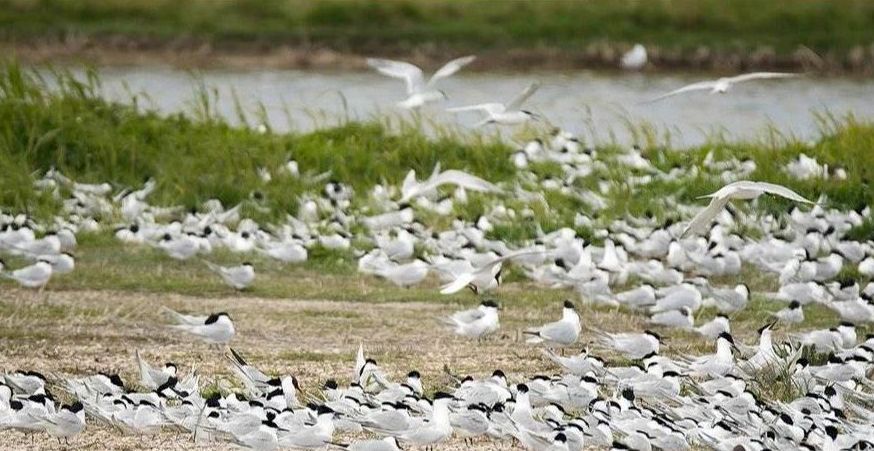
77,67,874,147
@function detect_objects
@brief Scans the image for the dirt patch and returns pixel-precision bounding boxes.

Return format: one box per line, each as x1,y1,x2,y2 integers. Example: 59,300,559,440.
0,288,602,450
4,38,872,74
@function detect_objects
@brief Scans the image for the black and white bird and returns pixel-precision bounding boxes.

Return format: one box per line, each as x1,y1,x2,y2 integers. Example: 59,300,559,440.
442,299,500,339
447,82,542,127
524,300,582,347
164,309,235,345
596,329,661,360
203,261,255,290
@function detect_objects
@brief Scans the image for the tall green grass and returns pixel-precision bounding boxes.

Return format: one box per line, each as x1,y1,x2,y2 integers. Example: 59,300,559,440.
1,63,873,240
2,0,873,57
0,64,514,221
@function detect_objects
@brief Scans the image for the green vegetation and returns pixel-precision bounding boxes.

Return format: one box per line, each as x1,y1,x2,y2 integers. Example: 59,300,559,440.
2,0,874,65
1,62,872,321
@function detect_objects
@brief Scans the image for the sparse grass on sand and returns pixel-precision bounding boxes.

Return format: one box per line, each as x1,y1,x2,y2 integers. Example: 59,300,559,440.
0,285,853,450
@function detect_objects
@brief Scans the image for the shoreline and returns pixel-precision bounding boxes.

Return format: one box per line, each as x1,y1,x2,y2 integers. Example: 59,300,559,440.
4,38,874,75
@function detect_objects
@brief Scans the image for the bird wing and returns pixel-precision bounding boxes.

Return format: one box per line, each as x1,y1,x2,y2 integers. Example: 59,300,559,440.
538,321,576,344
354,343,366,384
432,170,502,193
450,308,485,324
727,72,799,84
427,55,476,87
203,260,226,275
161,307,206,326
506,82,540,111
366,58,425,95
681,196,731,238
751,181,814,204
446,103,505,114
440,272,477,295
643,80,719,103
135,350,156,389
401,170,501,202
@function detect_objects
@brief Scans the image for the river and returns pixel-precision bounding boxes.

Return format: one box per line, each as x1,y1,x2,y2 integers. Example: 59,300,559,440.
79,66,874,147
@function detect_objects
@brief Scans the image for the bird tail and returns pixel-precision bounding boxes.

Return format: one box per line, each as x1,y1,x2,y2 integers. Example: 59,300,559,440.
540,348,562,365
135,349,151,387
161,307,187,325
227,348,249,367
523,330,543,343
202,259,222,274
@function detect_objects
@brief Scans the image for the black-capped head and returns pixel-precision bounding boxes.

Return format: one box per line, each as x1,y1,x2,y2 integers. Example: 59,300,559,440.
65,402,84,413
107,373,124,388
717,332,735,345
644,330,662,341
492,369,506,379
789,300,800,309
621,387,635,401
316,405,334,416
407,370,421,379
563,299,575,310
554,432,567,443
323,379,338,390
757,321,776,335
516,383,529,394
481,299,499,309
825,425,838,440
433,392,454,401
205,312,230,324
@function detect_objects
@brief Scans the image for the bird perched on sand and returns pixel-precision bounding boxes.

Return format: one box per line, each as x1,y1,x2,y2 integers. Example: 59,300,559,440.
367,55,476,109
447,82,541,127
595,329,661,360
163,308,235,345
682,181,814,237
203,261,255,290
443,299,500,339
524,300,581,347
645,72,799,103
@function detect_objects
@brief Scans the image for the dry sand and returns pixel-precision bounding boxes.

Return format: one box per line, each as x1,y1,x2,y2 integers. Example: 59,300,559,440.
0,287,635,450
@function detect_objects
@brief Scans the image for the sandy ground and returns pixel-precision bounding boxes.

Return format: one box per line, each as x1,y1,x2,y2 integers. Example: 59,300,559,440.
0,287,648,450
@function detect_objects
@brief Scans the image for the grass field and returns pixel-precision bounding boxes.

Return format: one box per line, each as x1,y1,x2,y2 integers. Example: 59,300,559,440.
1,63,873,447
2,0,874,70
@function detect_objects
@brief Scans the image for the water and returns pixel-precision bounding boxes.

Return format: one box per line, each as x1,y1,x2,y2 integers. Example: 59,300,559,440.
85,66,874,147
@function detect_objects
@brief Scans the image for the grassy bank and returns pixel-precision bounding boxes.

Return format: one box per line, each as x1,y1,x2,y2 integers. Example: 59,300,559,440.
1,62,873,297
2,64,874,225
2,0,874,70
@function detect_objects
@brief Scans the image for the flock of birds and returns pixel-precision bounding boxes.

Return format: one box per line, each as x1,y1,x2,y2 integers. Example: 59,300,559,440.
0,50,872,451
